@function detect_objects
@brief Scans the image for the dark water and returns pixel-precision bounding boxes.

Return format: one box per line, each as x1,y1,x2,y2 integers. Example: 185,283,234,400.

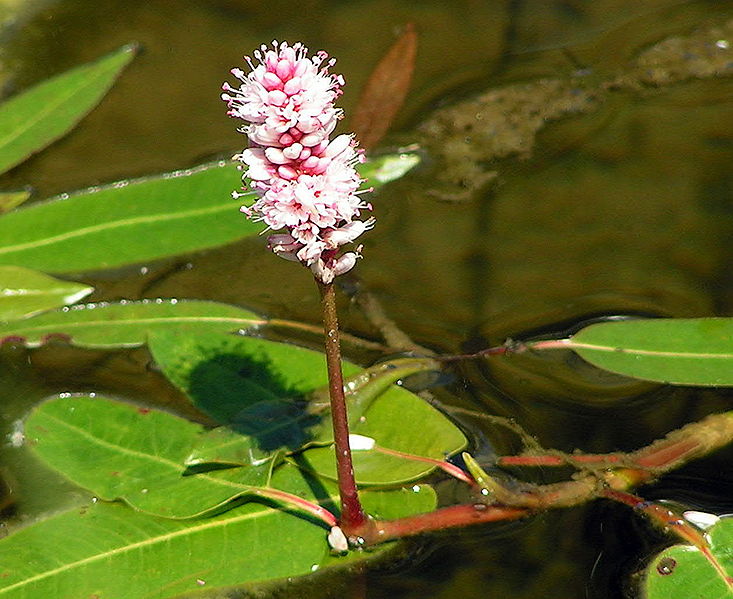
1,1,732,597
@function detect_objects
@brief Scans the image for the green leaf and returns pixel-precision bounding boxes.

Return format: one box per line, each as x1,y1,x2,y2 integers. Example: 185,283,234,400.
359,150,421,187
149,331,333,449
308,357,441,427
183,356,440,470
184,426,275,469
0,44,136,176
26,395,279,518
0,469,435,598
300,386,467,485
0,299,263,348
148,332,467,485
529,318,733,386
642,515,733,598
0,189,31,214
0,266,92,321
0,162,255,273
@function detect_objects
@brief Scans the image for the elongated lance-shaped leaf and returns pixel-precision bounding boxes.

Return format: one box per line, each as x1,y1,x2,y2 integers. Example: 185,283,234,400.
350,23,418,150
0,299,264,348
26,395,278,519
0,266,92,321
0,162,251,273
0,466,436,598
526,318,733,386
0,44,136,176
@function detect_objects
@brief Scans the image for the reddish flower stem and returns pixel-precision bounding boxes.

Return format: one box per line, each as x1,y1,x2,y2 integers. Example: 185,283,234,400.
317,279,369,534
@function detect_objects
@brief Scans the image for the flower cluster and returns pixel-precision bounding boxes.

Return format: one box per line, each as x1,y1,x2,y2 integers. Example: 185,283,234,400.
222,41,374,283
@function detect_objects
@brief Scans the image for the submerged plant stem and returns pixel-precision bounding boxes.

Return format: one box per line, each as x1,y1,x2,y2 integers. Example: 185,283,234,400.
370,503,528,542
317,279,370,536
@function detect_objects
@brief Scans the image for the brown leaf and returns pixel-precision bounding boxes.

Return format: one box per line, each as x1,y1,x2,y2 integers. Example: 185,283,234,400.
350,23,418,150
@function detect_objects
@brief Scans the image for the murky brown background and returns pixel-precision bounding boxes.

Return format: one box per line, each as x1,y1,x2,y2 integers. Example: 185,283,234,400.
0,1,732,597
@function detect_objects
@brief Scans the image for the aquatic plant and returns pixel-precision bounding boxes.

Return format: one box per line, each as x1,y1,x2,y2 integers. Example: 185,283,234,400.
0,30,731,599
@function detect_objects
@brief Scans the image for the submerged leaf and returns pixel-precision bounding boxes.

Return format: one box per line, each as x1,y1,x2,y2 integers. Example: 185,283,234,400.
0,44,136,175
0,299,263,348
0,266,92,321
350,23,418,149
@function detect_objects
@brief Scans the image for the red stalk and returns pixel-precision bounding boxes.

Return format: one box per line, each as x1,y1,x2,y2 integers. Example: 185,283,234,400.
317,279,370,535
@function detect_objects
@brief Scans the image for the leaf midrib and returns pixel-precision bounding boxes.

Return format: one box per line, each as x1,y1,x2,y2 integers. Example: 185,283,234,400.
569,341,733,359
40,412,251,492
0,504,274,594
0,202,239,256
1,314,265,337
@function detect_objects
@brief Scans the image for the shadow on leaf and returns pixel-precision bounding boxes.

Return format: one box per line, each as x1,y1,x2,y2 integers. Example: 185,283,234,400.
187,351,322,451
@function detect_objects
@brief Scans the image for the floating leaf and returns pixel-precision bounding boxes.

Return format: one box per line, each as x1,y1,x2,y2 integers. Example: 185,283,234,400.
0,162,252,273
184,426,275,470
527,318,733,386
148,332,466,485
183,356,440,470
0,299,263,348
0,44,136,175
642,515,733,598
0,266,92,321
0,189,31,214
0,467,435,598
26,395,277,518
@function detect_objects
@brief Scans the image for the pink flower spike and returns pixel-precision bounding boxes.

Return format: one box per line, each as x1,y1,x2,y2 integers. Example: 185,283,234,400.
261,72,283,90
223,40,374,283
